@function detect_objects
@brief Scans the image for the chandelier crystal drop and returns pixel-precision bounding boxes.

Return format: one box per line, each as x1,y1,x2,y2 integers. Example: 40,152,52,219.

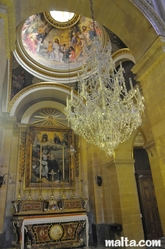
65,1,145,156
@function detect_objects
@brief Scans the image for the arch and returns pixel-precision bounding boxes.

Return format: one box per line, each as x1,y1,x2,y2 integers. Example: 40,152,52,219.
9,83,77,118
113,48,136,65
21,101,66,124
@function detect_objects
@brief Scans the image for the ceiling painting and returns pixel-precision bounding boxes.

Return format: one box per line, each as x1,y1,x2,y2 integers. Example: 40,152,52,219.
19,12,106,73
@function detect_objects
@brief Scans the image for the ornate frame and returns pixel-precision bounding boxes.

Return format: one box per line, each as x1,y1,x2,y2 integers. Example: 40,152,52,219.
24,125,75,189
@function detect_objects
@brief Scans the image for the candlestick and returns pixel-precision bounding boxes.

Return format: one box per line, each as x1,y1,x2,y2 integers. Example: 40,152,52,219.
50,181,55,200
38,180,43,200
17,179,22,201
39,144,42,180
27,188,32,201
61,181,66,199
82,83,85,95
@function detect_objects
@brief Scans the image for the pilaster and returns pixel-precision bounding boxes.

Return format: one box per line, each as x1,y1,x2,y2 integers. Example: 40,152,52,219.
107,158,144,246
0,113,17,232
132,36,165,237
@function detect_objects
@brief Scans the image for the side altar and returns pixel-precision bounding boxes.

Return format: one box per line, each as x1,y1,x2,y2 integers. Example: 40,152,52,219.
11,126,88,248
11,198,88,249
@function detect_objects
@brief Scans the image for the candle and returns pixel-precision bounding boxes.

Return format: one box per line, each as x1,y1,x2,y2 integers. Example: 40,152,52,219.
115,77,118,85
99,77,102,89
129,78,133,89
71,88,73,102
82,83,85,95
66,96,68,109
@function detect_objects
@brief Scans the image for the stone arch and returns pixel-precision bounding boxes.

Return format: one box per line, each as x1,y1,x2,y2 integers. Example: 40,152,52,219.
9,83,72,119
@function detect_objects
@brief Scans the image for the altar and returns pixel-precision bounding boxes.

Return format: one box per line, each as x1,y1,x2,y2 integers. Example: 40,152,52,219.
11,199,88,249
11,126,88,248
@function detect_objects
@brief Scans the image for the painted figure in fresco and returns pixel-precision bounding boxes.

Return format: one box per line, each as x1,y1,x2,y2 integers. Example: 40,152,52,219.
60,44,68,62
47,41,54,60
12,71,26,97
81,25,93,50
69,46,76,61
88,20,102,38
22,14,38,39
36,38,43,53
25,33,38,54
53,38,64,63
36,23,46,42
70,31,84,60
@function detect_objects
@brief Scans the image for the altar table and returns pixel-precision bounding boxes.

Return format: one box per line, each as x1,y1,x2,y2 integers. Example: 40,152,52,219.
19,213,88,249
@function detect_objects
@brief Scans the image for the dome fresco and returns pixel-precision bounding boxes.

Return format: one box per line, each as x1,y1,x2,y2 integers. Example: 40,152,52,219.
10,11,128,102
19,12,107,73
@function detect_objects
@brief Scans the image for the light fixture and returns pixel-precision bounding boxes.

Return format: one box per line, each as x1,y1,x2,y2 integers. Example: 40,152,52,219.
95,175,102,186
65,0,144,155
50,11,74,23
0,173,11,188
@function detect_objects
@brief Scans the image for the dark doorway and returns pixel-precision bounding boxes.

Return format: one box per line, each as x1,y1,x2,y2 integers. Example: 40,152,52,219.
134,148,163,239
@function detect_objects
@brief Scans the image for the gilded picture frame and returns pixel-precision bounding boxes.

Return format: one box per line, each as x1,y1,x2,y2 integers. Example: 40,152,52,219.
24,125,75,189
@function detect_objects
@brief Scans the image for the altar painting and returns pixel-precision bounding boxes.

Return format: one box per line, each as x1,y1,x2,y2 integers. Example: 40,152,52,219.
25,126,74,188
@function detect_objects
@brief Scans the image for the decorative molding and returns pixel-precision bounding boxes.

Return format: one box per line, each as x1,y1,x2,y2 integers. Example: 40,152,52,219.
112,48,132,60
132,36,165,81
7,82,71,112
0,111,16,127
130,0,165,36
44,12,80,29
13,49,79,83
106,159,135,168
20,131,26,179
74,135,80,177
143,139,155,151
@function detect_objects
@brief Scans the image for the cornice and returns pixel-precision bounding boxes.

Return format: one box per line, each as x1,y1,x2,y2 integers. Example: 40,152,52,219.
106,159,135,168
0,111,16,127
0,0,16,57
143,139,155,151
132,36,165,81
130,0,165,36
112,48,131,60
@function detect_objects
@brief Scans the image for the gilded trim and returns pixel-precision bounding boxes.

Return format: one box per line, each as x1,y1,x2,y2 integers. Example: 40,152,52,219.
7,82,72,112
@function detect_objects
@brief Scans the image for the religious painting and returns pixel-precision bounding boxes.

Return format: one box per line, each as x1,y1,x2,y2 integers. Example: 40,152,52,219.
10,55,41,100
24,125,75,189
20,12,104,71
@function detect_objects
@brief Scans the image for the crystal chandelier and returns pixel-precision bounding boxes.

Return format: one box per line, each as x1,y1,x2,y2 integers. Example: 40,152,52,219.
65,0,145,156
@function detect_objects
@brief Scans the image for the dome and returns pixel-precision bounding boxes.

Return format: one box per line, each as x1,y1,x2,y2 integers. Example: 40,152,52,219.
15,11,109,82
